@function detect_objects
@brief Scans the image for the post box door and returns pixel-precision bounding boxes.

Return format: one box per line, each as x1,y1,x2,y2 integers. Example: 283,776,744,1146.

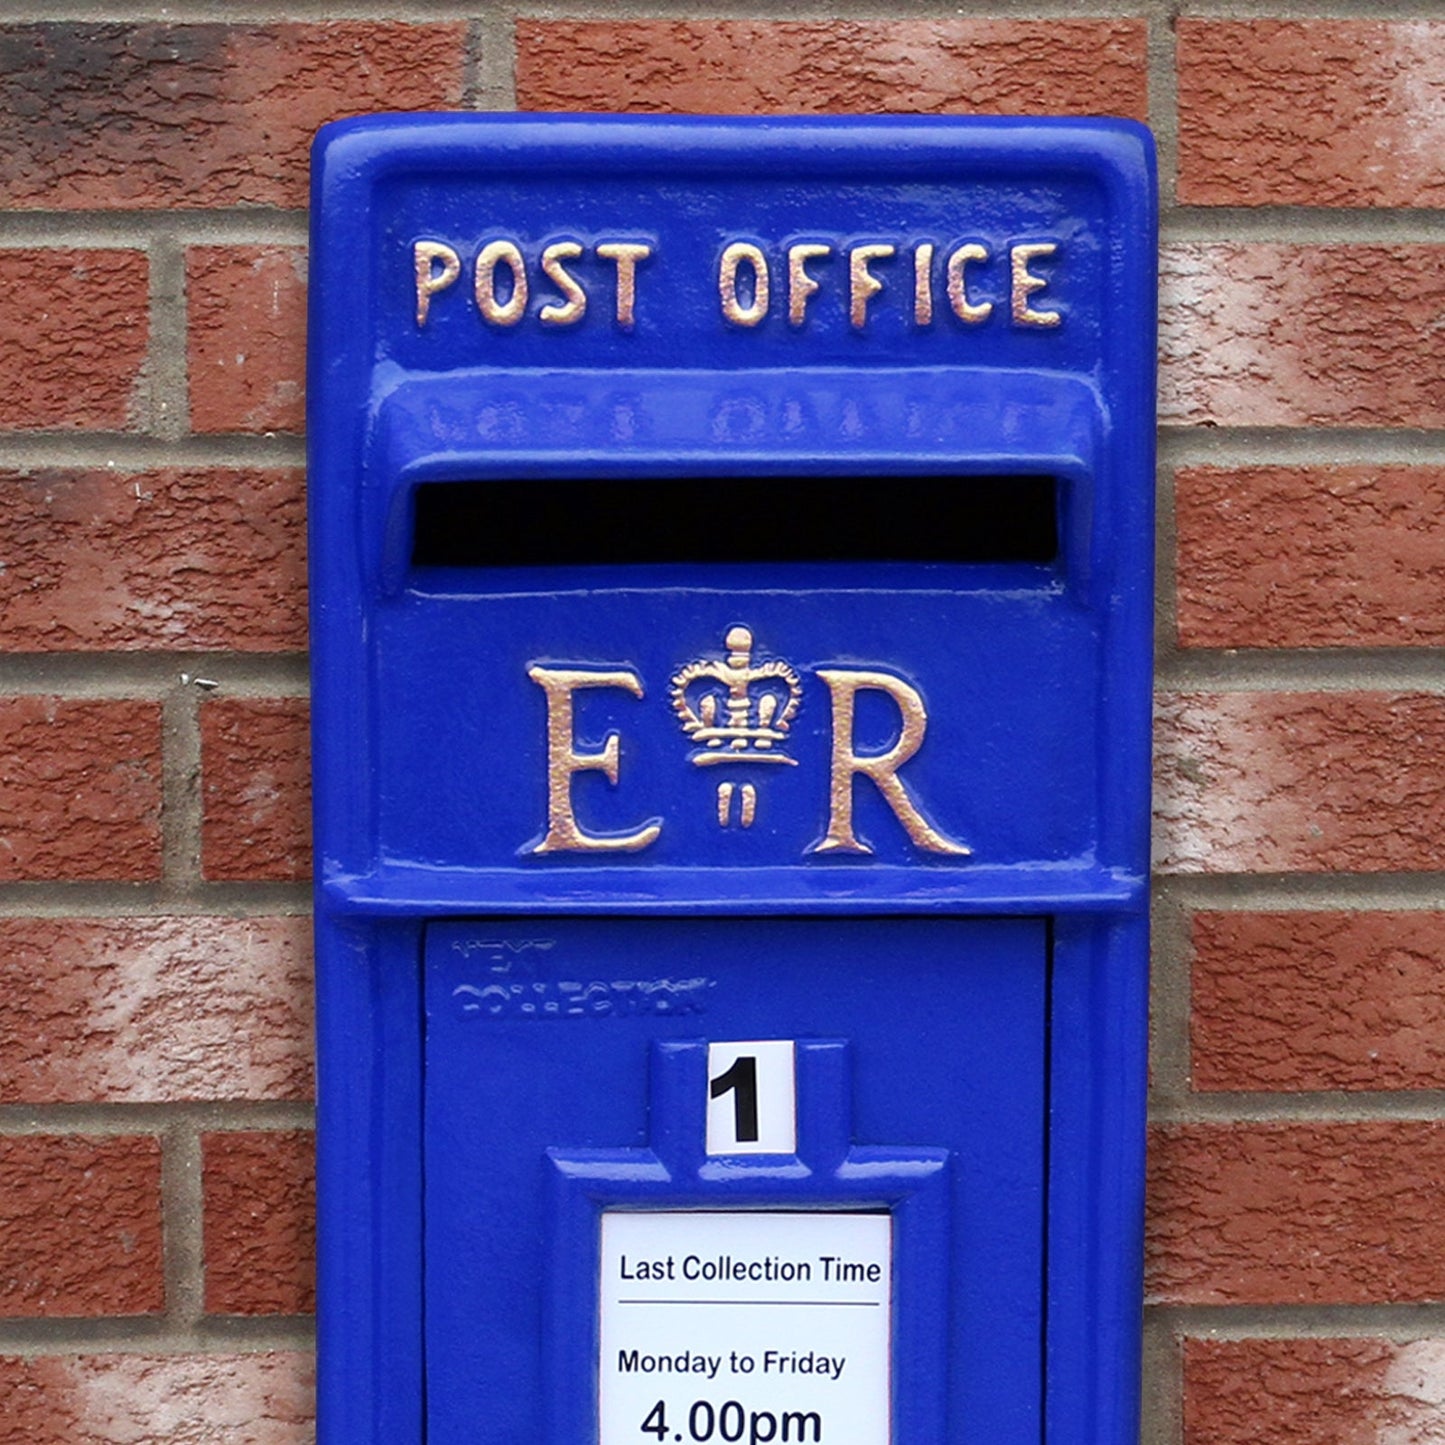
423,915,1046,1444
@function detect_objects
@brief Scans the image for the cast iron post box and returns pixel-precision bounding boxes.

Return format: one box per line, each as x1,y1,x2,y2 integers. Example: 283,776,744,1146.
308,115,1155,1445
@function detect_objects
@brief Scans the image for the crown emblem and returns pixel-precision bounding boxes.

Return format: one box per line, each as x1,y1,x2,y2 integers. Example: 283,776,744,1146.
671,626,803,827
671,626,802,763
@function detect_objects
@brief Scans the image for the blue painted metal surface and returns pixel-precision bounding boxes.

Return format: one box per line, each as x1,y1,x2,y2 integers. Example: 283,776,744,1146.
308,115,1155,1445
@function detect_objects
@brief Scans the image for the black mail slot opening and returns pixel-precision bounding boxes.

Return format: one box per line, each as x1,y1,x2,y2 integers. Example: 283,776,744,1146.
410,475,1058,568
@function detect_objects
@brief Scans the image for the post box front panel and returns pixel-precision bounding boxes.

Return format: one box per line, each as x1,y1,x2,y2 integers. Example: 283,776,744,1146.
308,117,1154,1445
423,915,1046,1444
306,117,1155,907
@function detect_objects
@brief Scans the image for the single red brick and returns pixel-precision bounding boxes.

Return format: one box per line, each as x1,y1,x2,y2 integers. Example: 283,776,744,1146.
0,698,162,881
1179,21,1445,208
0,1135,163,1317
0,916,313,1105
0,250,147,431
1185,1338,1445,1445
1149,1122,1445,1304
1160,244,1445,428
1192,912,1445,1092
517,20,1148,119
1154,692,1445,874
202,1130,315,1315
0,1351,314,1444
0,467,305,650
1176,466,1445,649
200,697,311,882
188,249,305,435
0,24,466,210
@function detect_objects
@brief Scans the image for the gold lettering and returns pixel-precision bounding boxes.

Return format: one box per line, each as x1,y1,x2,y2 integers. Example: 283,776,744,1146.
719,242,770,327
787,243,831,326
1010,242,1061,327
475,239,529,326
811,669,970,856
527,667,661,854
946,244,992,324
539,241,587,326
414,240,460,326
596,242,651,330
913,242,934,326
849,244,895,330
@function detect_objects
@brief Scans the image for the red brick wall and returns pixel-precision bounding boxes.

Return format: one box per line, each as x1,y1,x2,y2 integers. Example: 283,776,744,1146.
1149,17,1445,1443
0,16,457,1439
0,10,1439,1443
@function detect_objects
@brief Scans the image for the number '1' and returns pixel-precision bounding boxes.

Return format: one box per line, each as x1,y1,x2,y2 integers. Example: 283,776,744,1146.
709,1056,759,1142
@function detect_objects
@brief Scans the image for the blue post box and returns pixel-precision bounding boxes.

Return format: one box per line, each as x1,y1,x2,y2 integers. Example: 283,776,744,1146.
308,115,1155,1445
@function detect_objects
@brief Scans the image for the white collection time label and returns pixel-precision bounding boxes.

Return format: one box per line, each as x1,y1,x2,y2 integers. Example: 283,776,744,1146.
599,1211,892,1445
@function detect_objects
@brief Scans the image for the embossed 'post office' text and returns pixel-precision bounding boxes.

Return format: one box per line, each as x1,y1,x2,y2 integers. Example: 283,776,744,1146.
411,236,1064,333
